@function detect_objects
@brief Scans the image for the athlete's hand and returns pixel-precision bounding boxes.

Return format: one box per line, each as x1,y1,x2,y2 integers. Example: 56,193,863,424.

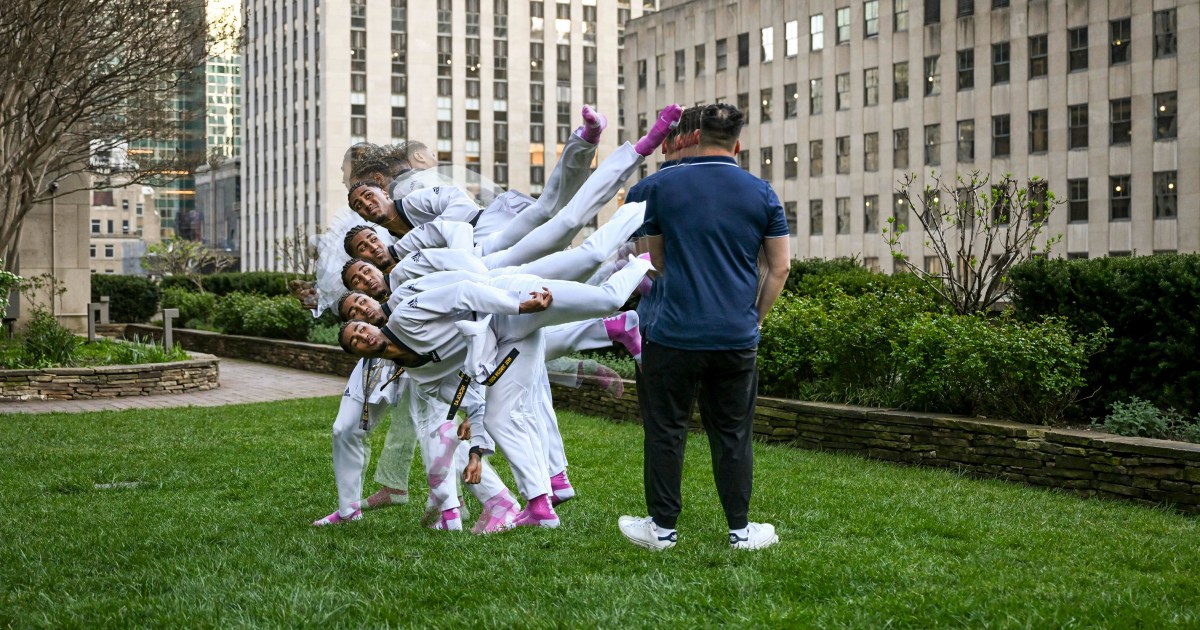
518,288,552,313
457,419,471,441
463,452,483,484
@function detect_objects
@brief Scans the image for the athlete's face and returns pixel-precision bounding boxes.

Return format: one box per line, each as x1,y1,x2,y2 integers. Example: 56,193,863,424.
348,229,391,268
339,293,386,326
340,321,388,357
342,261,387,299
349,185,393,223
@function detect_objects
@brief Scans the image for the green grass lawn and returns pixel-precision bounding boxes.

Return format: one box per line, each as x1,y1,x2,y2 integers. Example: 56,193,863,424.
2,398,1198,627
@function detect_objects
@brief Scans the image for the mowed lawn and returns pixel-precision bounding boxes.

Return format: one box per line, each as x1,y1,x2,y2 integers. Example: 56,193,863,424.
1,398,1198,628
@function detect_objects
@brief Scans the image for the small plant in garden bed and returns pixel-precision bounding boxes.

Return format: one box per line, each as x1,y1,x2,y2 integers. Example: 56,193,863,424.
1094,397,1200,444
3,332,188,370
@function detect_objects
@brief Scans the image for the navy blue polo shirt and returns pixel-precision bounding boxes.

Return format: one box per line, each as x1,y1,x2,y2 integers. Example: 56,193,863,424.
640,155,788,351
627,159,683,334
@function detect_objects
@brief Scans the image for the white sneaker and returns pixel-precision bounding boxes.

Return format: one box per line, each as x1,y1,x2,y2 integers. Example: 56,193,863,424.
618,515,677,551
730,522,779,550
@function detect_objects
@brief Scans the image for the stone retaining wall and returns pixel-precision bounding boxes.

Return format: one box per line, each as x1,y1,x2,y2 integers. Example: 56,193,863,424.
1,353,219,401
105,324,358,376
549,380,1200,513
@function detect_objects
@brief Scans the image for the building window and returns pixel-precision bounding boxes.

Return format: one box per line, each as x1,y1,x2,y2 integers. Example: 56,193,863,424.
836,73,850,110
675,50,685,81
810,14,824,51
738,93,750,120
1068,179,1088,222
957,49,974,91
810,200,824,235
1155,92,1177,140
810,78,823,115
1110,98,1131,145
924,124,940,166
1029,109,1048,153
656,54,665,86
894,61,908,101
993,0,1009,7
865,1,880,37
864,132,879,172
760,147,773,180
785,143,798,179
1068,104,1088,149
1028,35,1047,78
925,0,941,25
785,201,798,234
1151,171,1178,219
104,244,114,258
738,150,749,170
924,56,941,96
957,0,974,17
785,83,798,118
992,115,1010,157
716,38,727,71
990,42,1010,84
836,7,851,44
895,0,909,32
1154,9,1177,58
957,120,975,162
810,140,824,176
834,197,851,234
91,219,100,234
894,128,909,170
1068,27,1088,72
1110,18,1131,65
893,193,909,229
695,44,705,76
785,20,799,57
1110,176,1131,220
864,68,879,106
760,88,772,123
636,59,646,89
836,136,850,174
737,32,749,67
107,219,113,233
864,195,880,233
89,244,96,258
761,26,774,63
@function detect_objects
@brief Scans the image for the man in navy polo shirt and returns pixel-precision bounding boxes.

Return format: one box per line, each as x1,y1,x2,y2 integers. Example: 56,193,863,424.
619,103,791,551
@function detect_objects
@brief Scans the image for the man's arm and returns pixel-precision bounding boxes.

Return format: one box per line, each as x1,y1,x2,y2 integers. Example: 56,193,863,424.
756,236,791,327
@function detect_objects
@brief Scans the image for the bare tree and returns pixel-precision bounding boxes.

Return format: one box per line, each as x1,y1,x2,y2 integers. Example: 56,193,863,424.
274,223,317,276
0,0,236,270
884,171,1063,315
142,239,235,293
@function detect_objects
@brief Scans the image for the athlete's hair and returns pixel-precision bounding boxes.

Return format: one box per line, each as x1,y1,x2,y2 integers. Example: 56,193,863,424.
335,292,355,321
381,143,413,178
697,103,745,151
343,142,377,163
343,225,376,258
337,320,356,353
347,180,384,204
340,258,363,286
350,145,393,181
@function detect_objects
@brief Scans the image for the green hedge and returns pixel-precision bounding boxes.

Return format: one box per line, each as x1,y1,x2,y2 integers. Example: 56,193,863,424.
160,287,216,328
783,257,932,298
1009,255,1200,418
162,271,309,297
758,289,1101,425
90,275,160,323
212,292,311,341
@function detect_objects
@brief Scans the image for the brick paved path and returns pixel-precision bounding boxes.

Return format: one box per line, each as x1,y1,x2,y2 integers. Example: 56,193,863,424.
0,358,346,414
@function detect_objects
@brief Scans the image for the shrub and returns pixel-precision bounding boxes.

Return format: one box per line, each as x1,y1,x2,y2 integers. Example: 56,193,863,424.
783,257,932,298
161,287,216,328
214,292,311,341
1095,397,1200,444
22,308,79,367
90,274,160,323
892,313,1104,425
1009,254,1200,419
163,271,309,297
307,322,341,346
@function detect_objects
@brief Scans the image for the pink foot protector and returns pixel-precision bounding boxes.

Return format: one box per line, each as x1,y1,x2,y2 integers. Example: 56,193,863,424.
550,471,576,507
513,494,560,528
576,105,607,144
635,104,683,156
472,489,521,535
604,312,642,364
432,507,463,531
353,487,408,511
580,360,624,399
312,509,362,527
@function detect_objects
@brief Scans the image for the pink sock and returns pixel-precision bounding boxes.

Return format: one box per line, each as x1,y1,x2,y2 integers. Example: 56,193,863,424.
576,105,607,144
635,104,683,156
604,312,642,362
580,361,624,398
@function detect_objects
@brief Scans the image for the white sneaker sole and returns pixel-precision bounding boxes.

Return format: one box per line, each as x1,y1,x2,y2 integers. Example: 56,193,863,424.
619,529,675,551
731,533,779,550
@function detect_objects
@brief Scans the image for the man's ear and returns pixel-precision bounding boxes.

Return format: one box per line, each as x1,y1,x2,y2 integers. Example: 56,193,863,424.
373,173,388,187
733,139,741,154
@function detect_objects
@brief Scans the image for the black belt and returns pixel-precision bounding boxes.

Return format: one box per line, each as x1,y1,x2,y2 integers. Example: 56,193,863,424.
444,348,520,421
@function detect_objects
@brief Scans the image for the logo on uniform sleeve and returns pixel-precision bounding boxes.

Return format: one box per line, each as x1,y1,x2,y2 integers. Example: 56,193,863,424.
407,296,419,308
343,387,351,397
409,251,423,262
432,186,441,194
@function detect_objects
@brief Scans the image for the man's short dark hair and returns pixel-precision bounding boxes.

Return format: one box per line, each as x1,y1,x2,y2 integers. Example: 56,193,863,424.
347,180,384,204
337,320,356,353
341,258,363,286
343,225,375,258
343,142,376,163
381,143,412,178
351,146,392,181
698,103,745,151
